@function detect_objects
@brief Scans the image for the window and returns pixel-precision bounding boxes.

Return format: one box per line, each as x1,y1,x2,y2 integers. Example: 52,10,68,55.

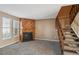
2,17,11,40
13,20,19,37
0,16,19,40
13,20,16,35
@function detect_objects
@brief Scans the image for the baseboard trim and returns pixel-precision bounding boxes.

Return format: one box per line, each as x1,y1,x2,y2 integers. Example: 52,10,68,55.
34,38,59,42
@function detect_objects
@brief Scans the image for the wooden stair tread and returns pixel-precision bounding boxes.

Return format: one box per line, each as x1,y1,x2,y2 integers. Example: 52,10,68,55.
64,32,75,34
64,43,78,47
65,35,77,37
64,46,79,50
64,32,76,35
64,46,79,53
64,41,79,45
63,27,71,30
65,36,79,39
65,39,75,41
63,29,73,32
64,41,78,47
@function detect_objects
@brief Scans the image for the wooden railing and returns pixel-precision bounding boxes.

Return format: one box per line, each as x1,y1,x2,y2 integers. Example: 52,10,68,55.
56,18,65,54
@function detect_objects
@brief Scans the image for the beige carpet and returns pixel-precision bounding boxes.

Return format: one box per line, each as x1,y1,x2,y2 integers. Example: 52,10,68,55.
0,40,61,55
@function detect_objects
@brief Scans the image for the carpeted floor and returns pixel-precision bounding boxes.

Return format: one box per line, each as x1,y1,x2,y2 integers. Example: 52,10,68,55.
0,40,61,55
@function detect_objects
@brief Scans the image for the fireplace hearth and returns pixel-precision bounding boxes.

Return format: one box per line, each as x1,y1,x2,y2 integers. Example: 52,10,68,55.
23,32,33,42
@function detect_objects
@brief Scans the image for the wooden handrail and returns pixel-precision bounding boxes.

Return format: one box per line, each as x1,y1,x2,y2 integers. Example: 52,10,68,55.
56,18,65,54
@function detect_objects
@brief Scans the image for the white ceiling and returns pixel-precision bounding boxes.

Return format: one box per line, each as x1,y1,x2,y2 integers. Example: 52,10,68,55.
0,4,69,19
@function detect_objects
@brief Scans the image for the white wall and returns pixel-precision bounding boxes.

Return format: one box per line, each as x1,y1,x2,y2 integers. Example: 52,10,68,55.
35,19,58,41
71,12,79,38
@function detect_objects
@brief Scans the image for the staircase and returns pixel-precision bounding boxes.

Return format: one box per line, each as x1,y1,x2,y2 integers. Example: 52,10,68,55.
56,4,79,54
63,26,79,54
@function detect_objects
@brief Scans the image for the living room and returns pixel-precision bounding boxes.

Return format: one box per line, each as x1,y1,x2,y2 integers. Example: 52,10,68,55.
0,4,79,55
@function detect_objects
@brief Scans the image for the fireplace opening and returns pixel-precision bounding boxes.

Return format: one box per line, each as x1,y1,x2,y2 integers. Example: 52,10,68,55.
23,32,33,42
